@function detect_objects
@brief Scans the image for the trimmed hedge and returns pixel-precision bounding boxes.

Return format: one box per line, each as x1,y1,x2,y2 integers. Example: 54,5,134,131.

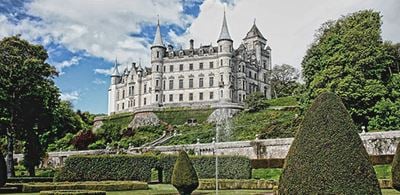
392,142,400,190
0,152,6,187
160,154,251,183
22,181,148,192
198,179,277,190
39,190,106,195
278,92,381,194
55,155,158,182
7,177,53,183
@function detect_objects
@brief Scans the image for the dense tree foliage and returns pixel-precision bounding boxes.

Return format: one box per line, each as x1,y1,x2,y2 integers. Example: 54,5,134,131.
0,36,60,176
271,64,300,98
244,92,268,112
172,150,199,195
279,92,380,194
301,10,400,130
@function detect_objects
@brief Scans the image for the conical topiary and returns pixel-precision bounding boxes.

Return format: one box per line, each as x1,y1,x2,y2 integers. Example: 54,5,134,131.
0,152,6,187
278,92,381,194
171,150,199,195
392,142,400,191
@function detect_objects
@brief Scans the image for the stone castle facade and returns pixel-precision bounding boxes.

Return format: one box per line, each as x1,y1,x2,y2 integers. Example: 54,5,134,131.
108,13,272,115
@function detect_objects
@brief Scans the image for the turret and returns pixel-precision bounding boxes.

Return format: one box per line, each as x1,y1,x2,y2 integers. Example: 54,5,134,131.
150,17,165,106
151,17,166,66
111,58,120,85
217,11,233,102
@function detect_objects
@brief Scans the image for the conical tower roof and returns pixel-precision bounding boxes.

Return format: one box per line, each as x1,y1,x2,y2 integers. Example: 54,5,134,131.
244,22,266,41
217,11,232,42
111,58,120,77
152,17,165,48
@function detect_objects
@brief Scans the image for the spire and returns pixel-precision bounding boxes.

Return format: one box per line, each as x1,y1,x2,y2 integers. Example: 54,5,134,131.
152,15,165,48
217,10,232,42
111,58,120,76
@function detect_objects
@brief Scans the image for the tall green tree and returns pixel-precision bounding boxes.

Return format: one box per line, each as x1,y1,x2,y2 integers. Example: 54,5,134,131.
271,64,300,98
0,36,60,176
302,10,399,128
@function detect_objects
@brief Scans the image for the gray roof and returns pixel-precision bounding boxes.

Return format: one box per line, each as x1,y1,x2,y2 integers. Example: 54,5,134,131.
152,20,164,47
244,23,266,41
111,59,120,76
217,12,232,41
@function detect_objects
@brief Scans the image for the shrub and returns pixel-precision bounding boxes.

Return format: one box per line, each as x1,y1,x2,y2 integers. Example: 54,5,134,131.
172,151,199,195
23,181,147,192
0,152,6,187
160,154,251,183
71,130,97,150
55,155,157,182
39,190,106,195
278,92,381,194
7,177,53,183
392,142,400,191
198,179,277,190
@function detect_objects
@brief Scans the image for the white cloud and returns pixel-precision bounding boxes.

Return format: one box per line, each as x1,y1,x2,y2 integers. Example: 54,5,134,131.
92,78,106,85
52,56,81,75
0,0,192,68
60,91,79,101
171,0,400,70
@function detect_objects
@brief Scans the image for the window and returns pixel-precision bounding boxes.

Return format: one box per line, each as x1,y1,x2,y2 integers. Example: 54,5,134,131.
169,80,173,90
219,45,222,52
220,59,223,66
144,98,146,105
199,78,204,88
144,84,147,93
163,80,166,90
189,63,193,70
179,79,184,89
220,90,223,98
189,93,193,101
263,60,267,69
163,66,166,72
169,94,173,102
189,78,193,88
199,92,203,100
156,51,159,58
210,92,214,99
209,61,214,69
179,94,183,101
122,90,125,98
162,95,165,102
156,94,159,101
179,64,183,71
156,80,159,87
209,77,214,87
220,75,223,82
133,99,135,106
122,103,124,109
199,62,203,69
169,65,174,72
156,65,159,71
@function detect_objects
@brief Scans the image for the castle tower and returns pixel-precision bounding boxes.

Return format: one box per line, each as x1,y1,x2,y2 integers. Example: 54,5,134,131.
217,11,233,102
151,17,166,106
108,59,120,115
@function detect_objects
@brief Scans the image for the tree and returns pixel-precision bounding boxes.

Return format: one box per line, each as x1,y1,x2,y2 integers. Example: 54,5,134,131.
0,36,60,176
271,64,300,98
171,150,199,195
244,92,267,112
301,10,399,128
278,92,381,194
0,151,6,187
392,142,400,191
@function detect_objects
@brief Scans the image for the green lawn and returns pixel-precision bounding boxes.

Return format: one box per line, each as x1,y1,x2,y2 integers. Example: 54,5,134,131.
11,184,400,195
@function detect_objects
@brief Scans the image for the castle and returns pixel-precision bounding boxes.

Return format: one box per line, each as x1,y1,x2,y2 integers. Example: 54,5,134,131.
108,13,272,115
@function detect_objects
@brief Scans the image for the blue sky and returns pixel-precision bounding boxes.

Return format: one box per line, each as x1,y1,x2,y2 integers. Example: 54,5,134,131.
1,0,399,114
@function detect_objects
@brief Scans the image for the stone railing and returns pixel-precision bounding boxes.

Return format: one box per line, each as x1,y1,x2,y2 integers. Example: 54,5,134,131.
12,131,400,168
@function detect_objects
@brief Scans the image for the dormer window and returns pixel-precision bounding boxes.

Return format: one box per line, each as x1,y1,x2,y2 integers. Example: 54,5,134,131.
179,50,184,57
209,48,214,54
199,49,204,55
169,51,174,58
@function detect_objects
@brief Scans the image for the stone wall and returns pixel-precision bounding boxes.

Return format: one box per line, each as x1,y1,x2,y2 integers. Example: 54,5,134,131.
12,131,400,168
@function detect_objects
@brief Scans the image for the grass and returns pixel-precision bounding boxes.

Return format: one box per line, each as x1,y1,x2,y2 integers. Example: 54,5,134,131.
10,184,400,195
252,168,282,181
375,165,392,179
265,96,299,107
155,108,214,125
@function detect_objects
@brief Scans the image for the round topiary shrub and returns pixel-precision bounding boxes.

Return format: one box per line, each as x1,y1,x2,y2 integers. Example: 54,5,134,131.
278,92,381,194
0,152,6,187
171,150,199,195
392,142,400,191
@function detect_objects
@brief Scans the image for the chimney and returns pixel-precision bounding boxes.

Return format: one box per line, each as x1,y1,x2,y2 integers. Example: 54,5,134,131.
190,39,194,50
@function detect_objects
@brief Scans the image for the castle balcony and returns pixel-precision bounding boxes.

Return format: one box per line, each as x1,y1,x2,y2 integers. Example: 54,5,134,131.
154,86,162,92
218,81,225,87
